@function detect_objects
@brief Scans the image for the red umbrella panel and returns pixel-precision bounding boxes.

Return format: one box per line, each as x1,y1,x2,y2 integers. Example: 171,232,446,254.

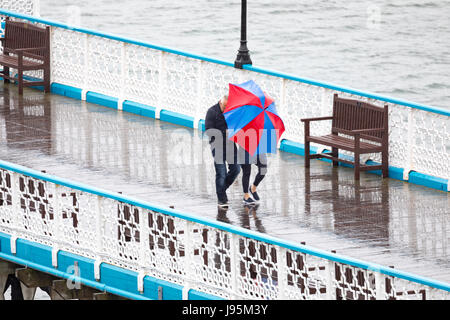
224,80,285,156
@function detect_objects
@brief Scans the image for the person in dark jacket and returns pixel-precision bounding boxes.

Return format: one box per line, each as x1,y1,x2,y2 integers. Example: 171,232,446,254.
205,95,240,207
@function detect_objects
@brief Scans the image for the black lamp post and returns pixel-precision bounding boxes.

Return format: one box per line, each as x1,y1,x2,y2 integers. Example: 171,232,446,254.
234,0,252,69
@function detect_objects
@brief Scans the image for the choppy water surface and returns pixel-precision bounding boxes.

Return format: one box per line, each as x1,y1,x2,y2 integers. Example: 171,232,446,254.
38,0,450,109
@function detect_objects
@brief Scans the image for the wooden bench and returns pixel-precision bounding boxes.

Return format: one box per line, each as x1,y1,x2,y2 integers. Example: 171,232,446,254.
0,18,50,94
301,94,389,180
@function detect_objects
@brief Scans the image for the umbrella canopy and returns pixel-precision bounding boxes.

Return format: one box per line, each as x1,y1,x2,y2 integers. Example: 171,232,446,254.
223,80,285,156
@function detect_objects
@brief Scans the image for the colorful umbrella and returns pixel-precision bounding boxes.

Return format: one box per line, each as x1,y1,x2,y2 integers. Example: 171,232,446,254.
223,80,285,156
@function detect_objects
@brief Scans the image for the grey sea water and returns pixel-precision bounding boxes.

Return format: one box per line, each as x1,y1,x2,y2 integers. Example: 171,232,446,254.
39,0,450,109
5,0,448,300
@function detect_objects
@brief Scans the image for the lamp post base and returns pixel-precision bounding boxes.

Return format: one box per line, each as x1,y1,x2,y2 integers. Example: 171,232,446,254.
234,42,252,69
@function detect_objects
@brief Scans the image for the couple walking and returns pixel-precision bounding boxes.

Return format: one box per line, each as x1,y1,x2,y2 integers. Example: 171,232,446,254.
205,95,267,207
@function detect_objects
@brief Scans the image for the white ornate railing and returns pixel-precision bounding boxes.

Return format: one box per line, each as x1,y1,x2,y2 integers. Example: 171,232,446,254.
0,9,449,191
0,160,448,300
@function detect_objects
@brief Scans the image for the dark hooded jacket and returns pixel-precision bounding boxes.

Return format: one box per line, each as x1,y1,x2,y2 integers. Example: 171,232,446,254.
204,102,238,162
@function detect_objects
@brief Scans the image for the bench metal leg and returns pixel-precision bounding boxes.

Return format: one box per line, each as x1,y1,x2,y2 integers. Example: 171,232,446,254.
332,147,339,167
354,135,361,180
382,150,389,178
44,67,51,93
18,69,23,95
304,140,310,168
2,67,10,83
354,152,360,180
304,122,311,168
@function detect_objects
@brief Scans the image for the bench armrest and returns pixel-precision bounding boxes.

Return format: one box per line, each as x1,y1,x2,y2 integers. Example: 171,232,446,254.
302,116,333,138
301,116,333,122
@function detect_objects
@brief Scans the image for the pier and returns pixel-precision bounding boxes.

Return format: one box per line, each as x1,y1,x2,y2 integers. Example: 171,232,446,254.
0,3,449,300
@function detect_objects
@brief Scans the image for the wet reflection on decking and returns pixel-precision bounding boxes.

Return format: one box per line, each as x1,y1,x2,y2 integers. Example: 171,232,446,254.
0,84,448,283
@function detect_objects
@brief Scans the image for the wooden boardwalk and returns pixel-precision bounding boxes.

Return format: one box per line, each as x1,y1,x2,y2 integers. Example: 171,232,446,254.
0,83,449,284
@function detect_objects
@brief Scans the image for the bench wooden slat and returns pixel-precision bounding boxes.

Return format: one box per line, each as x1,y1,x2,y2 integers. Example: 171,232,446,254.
308,134,382,153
